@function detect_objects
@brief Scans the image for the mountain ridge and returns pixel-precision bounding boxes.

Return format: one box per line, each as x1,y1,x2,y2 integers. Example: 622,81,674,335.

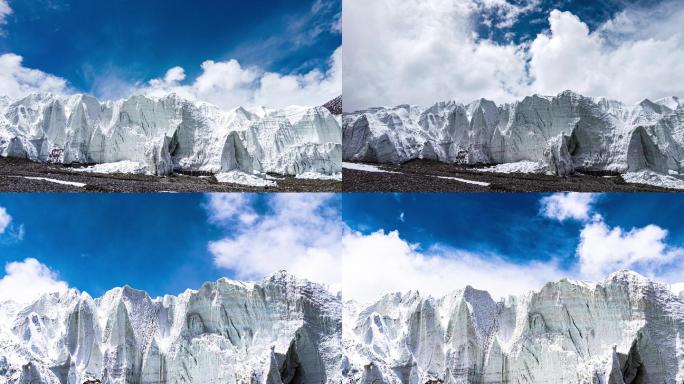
0,92,342,177
0,271,342,384
343,90,684,184
343,270,684,383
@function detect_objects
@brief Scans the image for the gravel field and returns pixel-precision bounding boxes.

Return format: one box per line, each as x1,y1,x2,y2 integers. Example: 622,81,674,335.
0,158,341,192
342,160,677,192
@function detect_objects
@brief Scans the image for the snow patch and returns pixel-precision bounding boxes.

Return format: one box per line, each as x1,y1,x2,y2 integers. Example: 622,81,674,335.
71,160,149,175
432,175,490,186
623,170,684,190
295,171,342,180
342,162,400,173
476,161,546,174
10,176,85,187
215,171,277,187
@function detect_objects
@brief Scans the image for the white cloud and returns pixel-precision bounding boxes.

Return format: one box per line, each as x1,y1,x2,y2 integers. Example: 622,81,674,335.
577,216,684,280
344,0,684,110
342,230,566,303
343,0,527,110
144,47,341,109
0,53,70,99
0,206,11,233
0,258,69,304
528,8,684,103
205,194,258,225
0,0,11,28
540,192,600,222
207,194,341,290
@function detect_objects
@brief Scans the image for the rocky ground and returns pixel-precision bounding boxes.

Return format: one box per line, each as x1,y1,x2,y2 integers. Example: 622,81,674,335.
0,158,341,192
343,159,677,192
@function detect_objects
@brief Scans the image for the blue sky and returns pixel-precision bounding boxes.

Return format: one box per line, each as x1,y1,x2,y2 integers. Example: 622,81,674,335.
343,193,684,265
0,192,681,304
474,0,662,44
342,193,684,301
0,0,341,107
0,193,341,302
344,0,684,110
0,194,224,297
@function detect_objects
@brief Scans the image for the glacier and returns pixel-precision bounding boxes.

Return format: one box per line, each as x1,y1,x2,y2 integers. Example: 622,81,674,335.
343,270,684,384
0,272,342,384
0,93,341,177
343,91,684,180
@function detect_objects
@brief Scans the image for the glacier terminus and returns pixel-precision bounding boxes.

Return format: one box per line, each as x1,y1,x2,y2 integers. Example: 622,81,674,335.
343,91,684,188
0,272,342,384
0,93,341,181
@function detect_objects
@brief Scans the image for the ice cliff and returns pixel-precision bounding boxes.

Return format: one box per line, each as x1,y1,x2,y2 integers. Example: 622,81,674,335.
0,93,341,176
343,91,684,178
343,270,684,384
0,272,342,384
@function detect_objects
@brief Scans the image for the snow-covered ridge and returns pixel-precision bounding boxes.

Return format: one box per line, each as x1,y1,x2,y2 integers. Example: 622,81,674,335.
343,91,684,180
0,271,342,384
343,270,684,383
0,93,341,177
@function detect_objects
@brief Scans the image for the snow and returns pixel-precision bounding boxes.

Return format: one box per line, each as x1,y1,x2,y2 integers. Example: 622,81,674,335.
295,171,342,180
342,162,399,173
433,175,490,186
671,282,684,297
0,273,342,384
0,93,341,178
10,176,86,187
71,160,149,175
214,171,277,187
344,270,684,383
343,90,684,187
623,169,684,190
476,160,546,174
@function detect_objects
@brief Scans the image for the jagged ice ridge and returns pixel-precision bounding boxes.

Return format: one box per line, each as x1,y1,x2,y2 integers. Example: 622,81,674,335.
343,270,684,384
0,272,342,384
343,91,684,180
0,93,342,177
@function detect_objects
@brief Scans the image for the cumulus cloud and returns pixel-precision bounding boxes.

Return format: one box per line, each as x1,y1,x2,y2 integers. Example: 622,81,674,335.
0,258,69,304
344,0,684,110
144,47,341,109
206,194,341,290
528,8,684,103
0,45,339,109
0,53,70,99
205,194,258,225
537,193,684,282
577,216,684,280
343,0,527,110
540,192,600,222
342,230,566,303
